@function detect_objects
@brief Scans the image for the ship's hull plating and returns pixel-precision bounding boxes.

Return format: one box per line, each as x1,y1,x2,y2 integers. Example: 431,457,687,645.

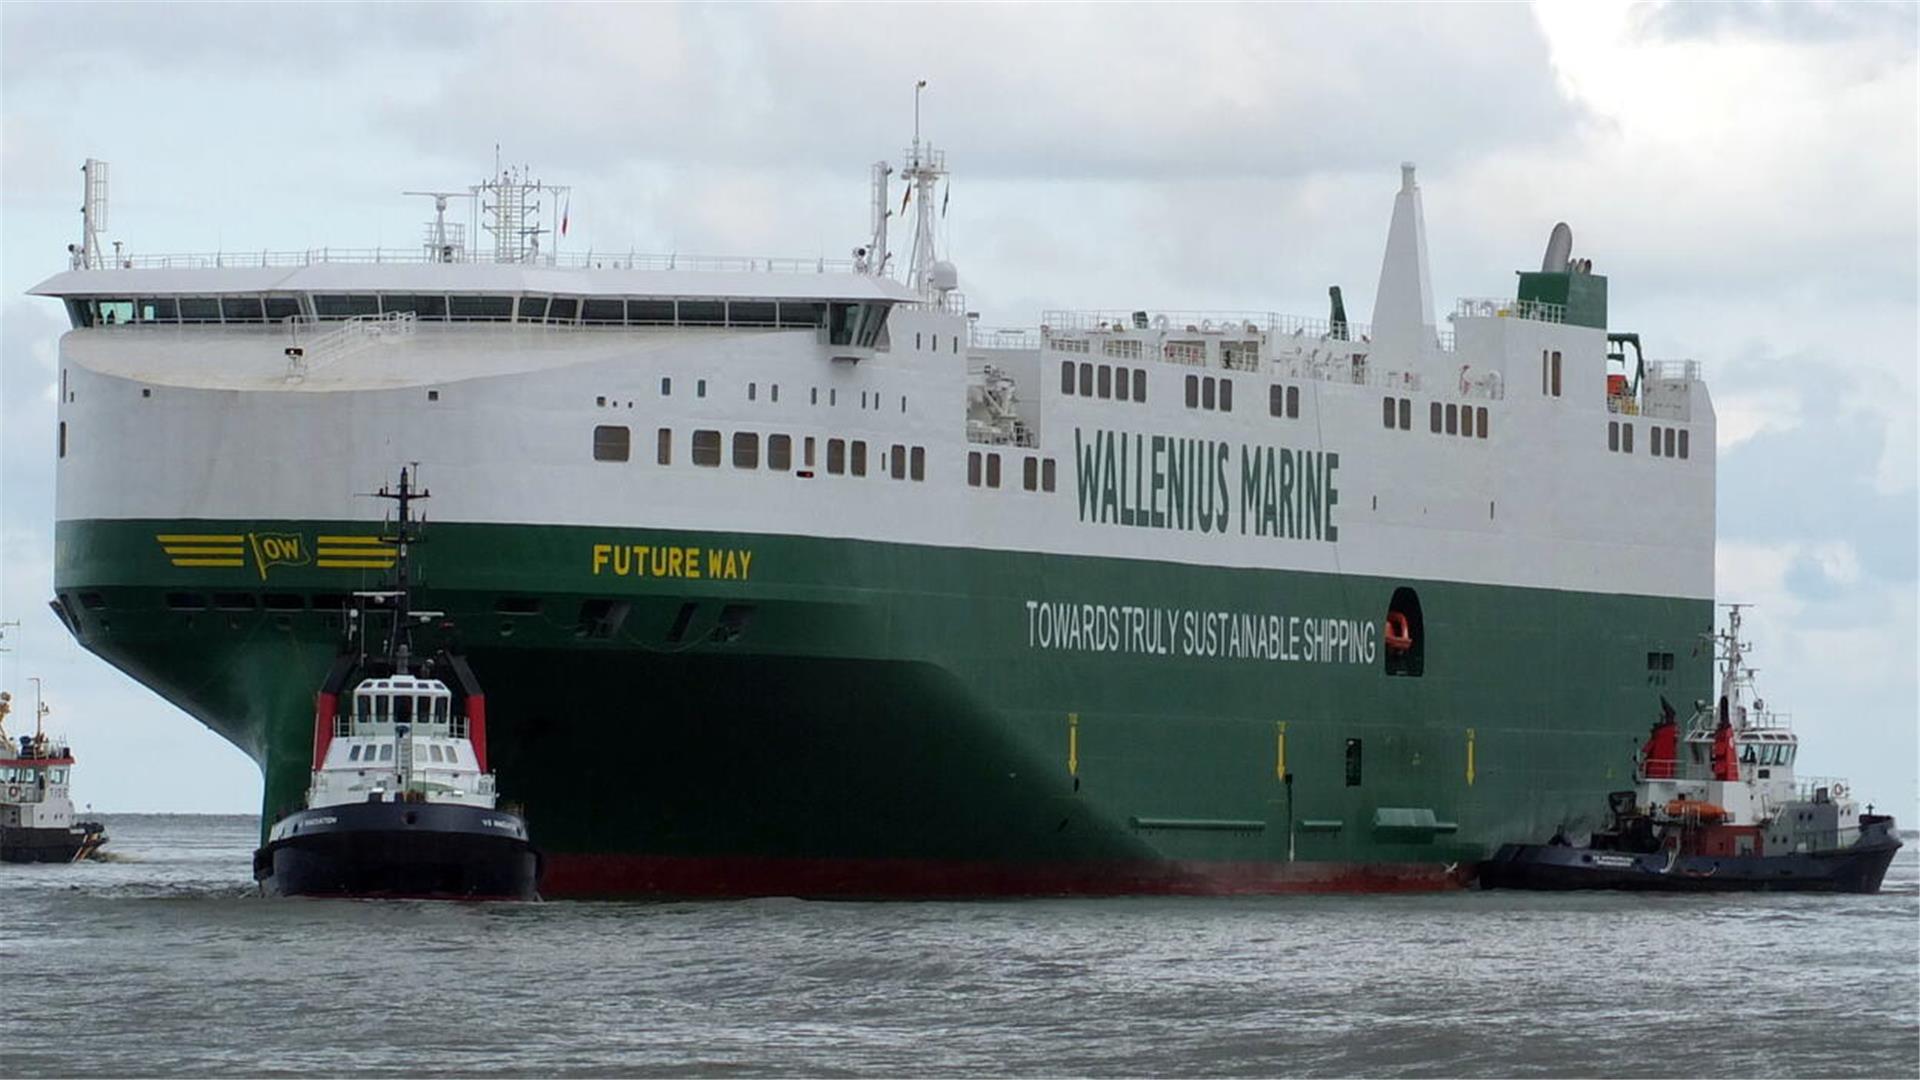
254,801,540,900
1478,824,1903,893
0,823,109,863
61,517,1712,897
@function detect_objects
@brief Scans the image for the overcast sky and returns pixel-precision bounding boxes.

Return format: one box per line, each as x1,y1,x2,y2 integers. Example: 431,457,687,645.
1,2,1914,817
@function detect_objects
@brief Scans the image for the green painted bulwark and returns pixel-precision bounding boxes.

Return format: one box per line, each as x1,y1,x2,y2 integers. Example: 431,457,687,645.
1517,271,1608,329
52,517,1711,874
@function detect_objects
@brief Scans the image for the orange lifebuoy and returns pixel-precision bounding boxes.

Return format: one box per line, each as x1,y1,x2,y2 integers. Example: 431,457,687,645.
1385,612,1413,653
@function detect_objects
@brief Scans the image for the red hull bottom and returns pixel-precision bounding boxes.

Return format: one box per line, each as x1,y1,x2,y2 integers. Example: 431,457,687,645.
542,854,1473,899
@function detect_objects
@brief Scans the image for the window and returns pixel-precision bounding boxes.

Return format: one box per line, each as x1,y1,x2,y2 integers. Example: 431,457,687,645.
851,441,868,476
177,297,221,323
968,451,982,487
1097,365,1112,399
697,379,708,398
1219,378,1233,412
890,443,907,480
379,745,394,762
1551,351,1562,397
1622,423,1633,453
1345,738,1363,787
657,428,672,465
448,295,514,321
1445,404,1458,435
748,382,757,402
773,385,781,403
1476,407,1488,439
1188,375,1201,408
778,301,825,328
1400,398,1413,430
1133,369,1146,402
1286,386,1299,418
828,438,847,475
1650,425,1663,456
804,437,817,468
1061,361,1075,394
692,429,721,467
348,745,363,762
628,300,675,325
769,434,792,471
986,453,1002,489
1023,456,1039,491
1079,362,1093,396
732,432,759,469
680,300,725,326
729,301,776,326
593,425,631,462
581,298,624,324
316,294,379,318
1430,402,1443,433
1042,459,1057,492
264,297,301,321
1460,405,1473,437
1664,428,1676,457
1678,429,1689,459
518,296,549,322
910,446,926,481
547,298,578,323
138,297,179,323
58,421,66,459
1202,377,1216,410
916,332,923,350
445,745,459,764
428,744,445,763
1609,421,1620,451
1383,398,1396,428
661,377,672,396
1270,384,1285,417
1541,349,1551,395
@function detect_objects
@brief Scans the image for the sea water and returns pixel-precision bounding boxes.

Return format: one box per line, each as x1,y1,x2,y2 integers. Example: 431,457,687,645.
5,815,1916,1077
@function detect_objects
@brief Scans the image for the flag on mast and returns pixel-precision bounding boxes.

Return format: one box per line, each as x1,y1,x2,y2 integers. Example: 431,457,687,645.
901,184,911,214
942,182,949,218
560,194,571,238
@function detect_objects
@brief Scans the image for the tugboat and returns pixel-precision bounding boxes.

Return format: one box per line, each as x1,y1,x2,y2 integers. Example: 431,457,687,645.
0,681,109,863
1481,606,1901,893
253,468,540,899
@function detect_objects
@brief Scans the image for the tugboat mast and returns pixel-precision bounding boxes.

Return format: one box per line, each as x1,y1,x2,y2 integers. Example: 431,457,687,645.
371,466,430,668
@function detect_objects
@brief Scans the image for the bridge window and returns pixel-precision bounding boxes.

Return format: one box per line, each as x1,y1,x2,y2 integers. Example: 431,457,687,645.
628,300,676,325
177,297,222,323
581,299,625,324
549,297,579,323
381,294,446,319
729,301,777,326
316,294,380,318
138,298,178,323
679,300,726,326
778,301,825,328
519,296,549,322
448,295,513,321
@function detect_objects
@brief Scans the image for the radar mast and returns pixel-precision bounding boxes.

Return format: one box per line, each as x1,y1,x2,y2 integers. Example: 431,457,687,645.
902,80,948,299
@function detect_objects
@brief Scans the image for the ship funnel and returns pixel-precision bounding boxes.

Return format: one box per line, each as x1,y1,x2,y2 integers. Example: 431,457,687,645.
1541,222,1573,273
1368,161,1437,371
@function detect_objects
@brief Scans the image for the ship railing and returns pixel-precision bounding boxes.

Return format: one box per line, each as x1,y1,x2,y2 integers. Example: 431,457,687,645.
96,248,860,274
1453,297,1567,324
284,311,415,383
1645,359,1702,382
971,326,1041,351
1793,776,1850,802
1041,309,1377,342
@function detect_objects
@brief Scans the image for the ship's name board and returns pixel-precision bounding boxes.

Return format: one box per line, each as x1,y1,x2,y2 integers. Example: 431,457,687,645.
1073,429,1339,542
1024,600,1377,665
591,544,753,580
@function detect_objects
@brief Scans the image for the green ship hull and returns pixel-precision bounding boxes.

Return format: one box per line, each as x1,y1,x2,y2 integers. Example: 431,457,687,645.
54,517,1710,896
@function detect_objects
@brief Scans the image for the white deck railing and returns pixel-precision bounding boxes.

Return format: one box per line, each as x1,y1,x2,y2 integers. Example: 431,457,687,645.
92,248,860,274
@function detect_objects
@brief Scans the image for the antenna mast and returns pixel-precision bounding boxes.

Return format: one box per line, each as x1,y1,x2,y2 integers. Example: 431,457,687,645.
472,162,568,265
404,191,473,263
75,159,109,270
902,80,947,299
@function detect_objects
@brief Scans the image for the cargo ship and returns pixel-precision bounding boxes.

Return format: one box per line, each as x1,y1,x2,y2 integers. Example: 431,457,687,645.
28,134,1717,897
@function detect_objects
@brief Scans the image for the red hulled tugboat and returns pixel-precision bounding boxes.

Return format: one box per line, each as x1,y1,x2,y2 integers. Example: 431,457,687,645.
0,682,109,863
1480,606,1901,893
252,468,540,899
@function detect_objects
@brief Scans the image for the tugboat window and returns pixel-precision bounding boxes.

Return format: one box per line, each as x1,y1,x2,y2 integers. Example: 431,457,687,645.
1345,738,1363,787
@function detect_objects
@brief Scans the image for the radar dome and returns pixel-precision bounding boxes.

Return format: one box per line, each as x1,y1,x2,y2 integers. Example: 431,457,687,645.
930,261,959,292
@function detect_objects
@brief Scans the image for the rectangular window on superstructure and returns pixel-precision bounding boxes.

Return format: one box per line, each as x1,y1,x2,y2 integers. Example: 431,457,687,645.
1061,361,1075,394
967,451,982,487
177,297,222,323
851,440,868,476
1286,386,1299,418
581,299,624,324
1270,385,1284,417
137,297,179,323
449,295,514,321
220,297,265,323
518,296,550,322
1042,458,1057,492
1476,407,1488,438
828,438,847,475
1345,738,1363,787
1201,377,1216,410
729,301,777,327
263,297,301,322
805,436,816,468
679,300,726,326
389,294,448,320
1551,351,1563,397
1542,350,1551,395
548,297,579,323
58,421,66,459
1133,368,1146,403
1459,405,1472,438
890,443,907,480
1023,456,1038,491
1678,430,1689,459
1622,423,1633,453
1609,421,1620,451
1219,378,1233,412
986,453,1002,489
1188,375,1201,409
732,432,759,469
910,446,926,481
627,300,676,325
661,377,672,396
316,295,379,318
1400,398,1412,430
692,429,721,467
592,425,630,462
769,434,792,471
1115,368,1130,401
1431,402,1443,433
777,301,825,328
1445,403,1458,435
1650,425,1663,456
657,428,672,465
1097,365,1112,399
1079,363,1094,396
1383,397,1396,428
749,383,758,402
1664,428,1676,457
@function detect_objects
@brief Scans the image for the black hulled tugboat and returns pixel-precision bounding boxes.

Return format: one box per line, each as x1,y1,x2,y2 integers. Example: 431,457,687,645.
1481,606,1901,893
253,468,540,899
0,683,109,863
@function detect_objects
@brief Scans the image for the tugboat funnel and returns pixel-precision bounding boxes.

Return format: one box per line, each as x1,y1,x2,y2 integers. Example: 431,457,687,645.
1369,162,1437,372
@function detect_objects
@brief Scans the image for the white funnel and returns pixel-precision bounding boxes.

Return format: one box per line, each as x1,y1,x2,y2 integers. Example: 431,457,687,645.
1369,163,1436,369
